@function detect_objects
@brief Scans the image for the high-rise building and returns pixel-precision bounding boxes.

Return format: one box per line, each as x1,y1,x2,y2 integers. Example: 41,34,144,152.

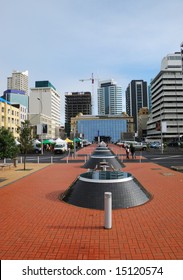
97,79,122,115
7,70,29,95
125,80,148,133
2,89,29,109
65,92,91,136
146,52,183,141
29,81,61,138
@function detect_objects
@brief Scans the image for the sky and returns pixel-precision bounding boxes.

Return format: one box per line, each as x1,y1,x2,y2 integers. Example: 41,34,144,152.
0,0,183,123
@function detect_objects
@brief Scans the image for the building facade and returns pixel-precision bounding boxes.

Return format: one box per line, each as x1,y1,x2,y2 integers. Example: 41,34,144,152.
65,92,91,136
71,114,134,143
7,70,29,95
29,81,61,138
2,89,29,109
126,80,148,132
138,107,149,140
28,113,53,139
98,79,122,115
146,52,183,141
0,97,20,138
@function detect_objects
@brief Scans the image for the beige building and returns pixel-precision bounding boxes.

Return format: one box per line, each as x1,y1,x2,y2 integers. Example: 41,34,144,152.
0,99,20,138
138,107,149,140
28,113,58,139
7,70,29,95
29,81,61,138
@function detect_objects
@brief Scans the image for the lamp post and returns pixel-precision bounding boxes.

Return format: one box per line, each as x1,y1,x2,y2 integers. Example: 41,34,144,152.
180,42,183,142
37,97,43,155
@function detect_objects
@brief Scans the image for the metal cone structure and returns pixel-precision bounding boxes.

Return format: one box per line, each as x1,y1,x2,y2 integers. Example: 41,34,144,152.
60,144,152,210
83,145,123,170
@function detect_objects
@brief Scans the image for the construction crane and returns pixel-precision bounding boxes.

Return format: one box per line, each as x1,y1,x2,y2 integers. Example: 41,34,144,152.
79,73,99,115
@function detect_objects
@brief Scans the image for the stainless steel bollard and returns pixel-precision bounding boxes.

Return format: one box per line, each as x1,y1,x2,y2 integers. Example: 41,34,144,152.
104,192,112,229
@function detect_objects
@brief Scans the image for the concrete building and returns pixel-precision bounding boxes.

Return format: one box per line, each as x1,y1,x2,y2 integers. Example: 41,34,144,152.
12,104,27,124
7,70,29,95
65,92,91,136
0,97,20,138
146,52,183,141
29,81,61,138
125,80,148,133
28,113,53,139
70,114,134,143
98,79,122,115
138,107,149,140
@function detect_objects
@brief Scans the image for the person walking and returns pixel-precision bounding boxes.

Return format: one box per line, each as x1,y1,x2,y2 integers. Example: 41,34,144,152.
130,144,136,159
126,145,130,159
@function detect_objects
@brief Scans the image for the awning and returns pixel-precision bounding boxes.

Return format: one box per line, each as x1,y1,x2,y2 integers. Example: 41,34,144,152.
43,139,55,144
74,137,82,143
65,138,73,143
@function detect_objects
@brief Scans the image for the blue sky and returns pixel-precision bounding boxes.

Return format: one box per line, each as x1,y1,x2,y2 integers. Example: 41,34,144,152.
0,0,183,122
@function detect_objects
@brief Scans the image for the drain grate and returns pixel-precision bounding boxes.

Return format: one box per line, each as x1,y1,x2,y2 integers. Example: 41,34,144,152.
160,172,174,176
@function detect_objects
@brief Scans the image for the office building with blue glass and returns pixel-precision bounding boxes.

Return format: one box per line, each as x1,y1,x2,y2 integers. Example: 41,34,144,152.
71,114,134,143
2,89,28,109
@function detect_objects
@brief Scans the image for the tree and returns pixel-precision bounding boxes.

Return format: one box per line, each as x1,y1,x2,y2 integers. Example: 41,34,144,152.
17,120,33,170
0,127,19,164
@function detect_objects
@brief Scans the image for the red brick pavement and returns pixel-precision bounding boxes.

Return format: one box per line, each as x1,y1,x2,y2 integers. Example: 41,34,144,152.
0,144,182,260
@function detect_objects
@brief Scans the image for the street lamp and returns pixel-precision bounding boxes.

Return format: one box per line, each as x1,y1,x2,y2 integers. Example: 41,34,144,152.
37,97,43,155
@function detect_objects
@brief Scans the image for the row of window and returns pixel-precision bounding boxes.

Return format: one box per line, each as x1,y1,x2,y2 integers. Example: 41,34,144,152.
1,116,20,124
0,126,18,133
1,107,19,116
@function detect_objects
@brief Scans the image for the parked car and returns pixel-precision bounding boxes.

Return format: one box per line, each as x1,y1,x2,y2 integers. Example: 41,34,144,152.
116,140,147,151
150,142,161,149
82,140,92,146
167,141,180,147
116,141,125,147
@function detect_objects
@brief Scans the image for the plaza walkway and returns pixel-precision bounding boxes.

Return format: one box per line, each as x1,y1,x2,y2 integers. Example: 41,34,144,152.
0,144,182,259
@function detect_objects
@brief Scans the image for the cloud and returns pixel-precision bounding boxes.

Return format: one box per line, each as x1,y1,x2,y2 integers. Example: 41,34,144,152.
0,0,183,99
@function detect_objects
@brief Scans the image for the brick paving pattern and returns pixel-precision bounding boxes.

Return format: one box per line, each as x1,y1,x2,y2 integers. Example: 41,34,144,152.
0,144,182,259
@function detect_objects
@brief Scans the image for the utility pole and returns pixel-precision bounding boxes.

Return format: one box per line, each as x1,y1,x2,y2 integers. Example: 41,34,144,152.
79,73,99,115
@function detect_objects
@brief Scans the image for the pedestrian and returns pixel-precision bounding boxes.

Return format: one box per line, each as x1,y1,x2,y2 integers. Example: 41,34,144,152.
130,144,136,159
126,145,130,159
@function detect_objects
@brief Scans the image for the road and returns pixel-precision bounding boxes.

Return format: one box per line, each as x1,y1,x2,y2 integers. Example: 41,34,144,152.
3,147,183,172
128,148,183,171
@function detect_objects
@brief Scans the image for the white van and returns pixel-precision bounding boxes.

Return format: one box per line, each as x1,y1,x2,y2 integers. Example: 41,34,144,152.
33,140,41,154
54,142,67,154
